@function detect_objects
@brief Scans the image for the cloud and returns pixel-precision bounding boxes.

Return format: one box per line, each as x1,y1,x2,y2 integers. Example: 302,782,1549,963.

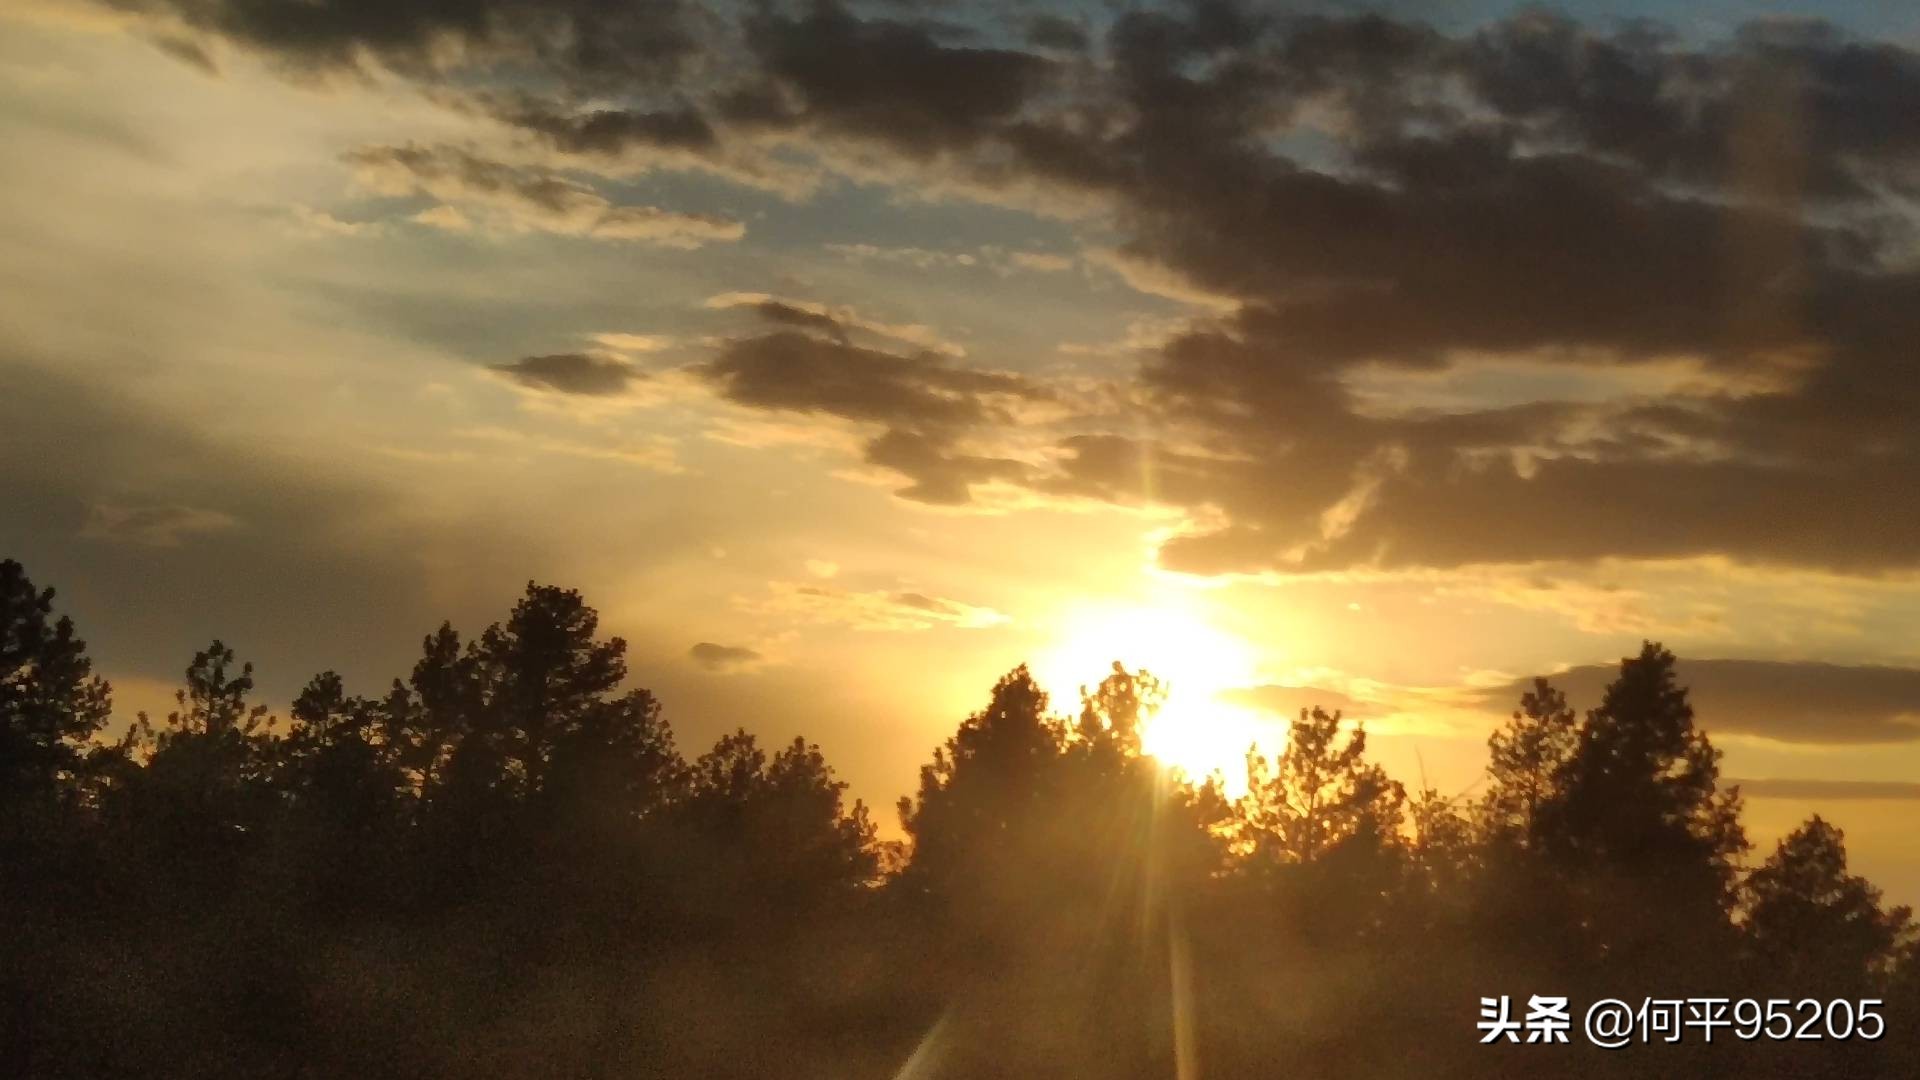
1732,778,1920,801
345,144,743,247
750,581,1008,632
108,0,701,81
497,103,717,156
1023,13,1920,577
1221,684,1376,718
1024,14,1089,53
691,330,1045,504
79,502,238,547
589,333,674,354
1469,659,1920,745
705,292,965,357
490,352,645,396
688,641,764,672
1005,250,1073,273
697,331,1028,428
410,204,472,232
824,243,980,271
859,428,1030,507
287,205,379,238
107,2,1920,577
825,242,1074,276
726,5,1057,159
719,7,1920,576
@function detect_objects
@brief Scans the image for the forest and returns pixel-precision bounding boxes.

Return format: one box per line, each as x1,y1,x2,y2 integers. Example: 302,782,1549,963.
1,555,1915,1079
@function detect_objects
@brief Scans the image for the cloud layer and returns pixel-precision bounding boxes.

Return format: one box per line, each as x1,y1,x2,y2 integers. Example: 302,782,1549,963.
1473,659,1920,745
88,2,1920,580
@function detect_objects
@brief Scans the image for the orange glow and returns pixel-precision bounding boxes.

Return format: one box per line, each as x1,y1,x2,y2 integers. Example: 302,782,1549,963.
1035,600,1272,791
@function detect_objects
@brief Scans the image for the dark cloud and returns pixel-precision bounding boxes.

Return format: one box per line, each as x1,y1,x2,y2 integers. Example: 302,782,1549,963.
861,429,1029,506
696,332,1042,505
1456,12,1920,204
1733,778,1920,801
1471,659,1920,745
79,503,238,548
729,5,1057,157
491,353,645,396
688,641,763,671
124,1,1920,575
746,300,851,343
1011,11,1920,576
1024,15,1088,53
697,331,1035,429
946,7,1920,576
108,0,700,81
681,6,1920,575
494,102,718,156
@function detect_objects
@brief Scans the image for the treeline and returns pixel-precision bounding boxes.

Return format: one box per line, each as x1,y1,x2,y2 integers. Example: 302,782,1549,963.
1,557,1915,1079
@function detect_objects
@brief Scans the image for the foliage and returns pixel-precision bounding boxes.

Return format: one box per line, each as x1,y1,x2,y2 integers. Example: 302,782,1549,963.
1,558,1914,1080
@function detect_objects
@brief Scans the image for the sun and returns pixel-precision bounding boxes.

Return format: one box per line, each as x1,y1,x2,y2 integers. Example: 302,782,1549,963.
1034,601,1272,792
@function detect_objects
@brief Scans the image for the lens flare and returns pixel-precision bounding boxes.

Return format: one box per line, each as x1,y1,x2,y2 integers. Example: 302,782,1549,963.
1036,600,1272,791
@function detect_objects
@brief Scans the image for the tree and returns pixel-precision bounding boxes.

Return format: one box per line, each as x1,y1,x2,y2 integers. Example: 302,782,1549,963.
0,559,113,808
273,671,410,912
123,641,279,887
542,686,682,834
1236,707,1404,867
1539,643,1746,883
1481,676,1577,848
1407,786,1475,899
1072,661,1159,764
678,730,877,902
1743,816,1915,993
398,583,660,820
1534,642,1748,973
467,583,627,797
896,665,1066,901
405,584,682,896
281,670,412,799
145,640,273,743
389,622,471,795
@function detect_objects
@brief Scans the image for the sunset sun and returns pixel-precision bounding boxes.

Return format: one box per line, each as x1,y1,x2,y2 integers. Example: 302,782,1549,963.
1036,601,1271,788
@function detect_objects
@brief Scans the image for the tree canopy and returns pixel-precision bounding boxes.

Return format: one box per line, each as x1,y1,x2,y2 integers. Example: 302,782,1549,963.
0,557,1914,1080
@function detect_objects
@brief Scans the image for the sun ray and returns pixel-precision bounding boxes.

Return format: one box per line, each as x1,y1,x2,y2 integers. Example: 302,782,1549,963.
1035,599,1276,792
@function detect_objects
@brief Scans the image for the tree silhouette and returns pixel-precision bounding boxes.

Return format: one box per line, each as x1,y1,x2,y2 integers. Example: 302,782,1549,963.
391,621,471,795
677,729,877,905
469,583,627,798
541,683,680,835
896,664,1065,907
1535,641,1748,977
4,556,1917,1080
1073,660,1159,763
1743,815,1915,994
275,671,409,915
121,641,280,889
1481,675,1577,848
1236,706,1404,867
0,559,113,812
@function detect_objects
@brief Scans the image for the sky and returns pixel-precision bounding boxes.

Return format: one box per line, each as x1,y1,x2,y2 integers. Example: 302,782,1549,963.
3,0,1919,903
